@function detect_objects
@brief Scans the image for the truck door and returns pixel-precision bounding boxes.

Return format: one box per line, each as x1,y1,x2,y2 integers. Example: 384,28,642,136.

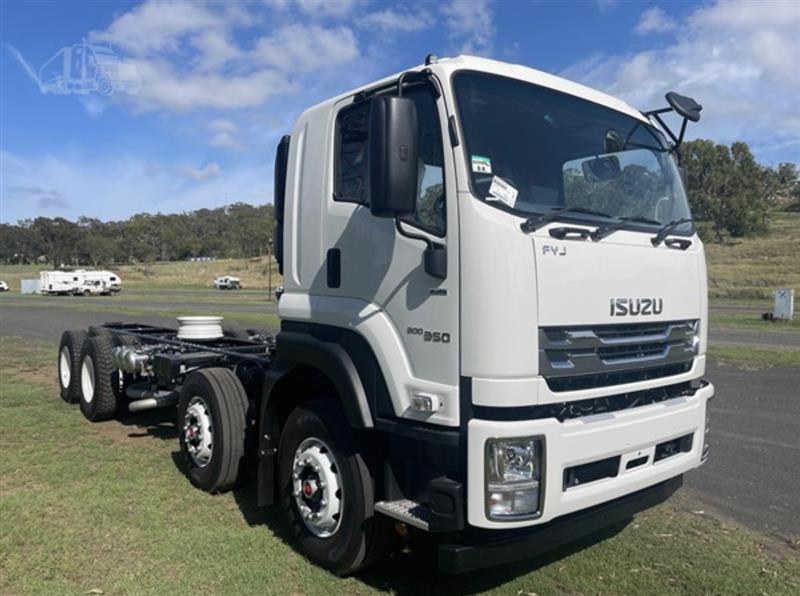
323,81,460,426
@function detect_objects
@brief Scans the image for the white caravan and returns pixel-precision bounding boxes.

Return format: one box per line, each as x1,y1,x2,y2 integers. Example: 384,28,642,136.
40,270,121,295
39,271,82,295
57,55,713,575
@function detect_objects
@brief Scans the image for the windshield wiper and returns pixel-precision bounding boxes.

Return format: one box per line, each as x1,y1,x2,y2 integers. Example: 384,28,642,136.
520,207,616,233
590,215,662,241
651,217,693,246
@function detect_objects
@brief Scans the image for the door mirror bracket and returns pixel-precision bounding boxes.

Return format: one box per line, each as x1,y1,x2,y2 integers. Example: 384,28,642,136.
395,219,447,280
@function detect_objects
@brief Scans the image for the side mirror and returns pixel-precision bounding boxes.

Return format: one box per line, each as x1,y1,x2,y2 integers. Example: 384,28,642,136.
665,92,702,123
582,155,621,182
368,96,419,218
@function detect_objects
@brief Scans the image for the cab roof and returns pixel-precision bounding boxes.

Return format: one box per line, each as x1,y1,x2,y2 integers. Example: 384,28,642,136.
300,54,649,125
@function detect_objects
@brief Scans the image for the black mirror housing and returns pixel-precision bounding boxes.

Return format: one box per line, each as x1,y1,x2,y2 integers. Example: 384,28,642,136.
368,96,419,218
665,92,702,123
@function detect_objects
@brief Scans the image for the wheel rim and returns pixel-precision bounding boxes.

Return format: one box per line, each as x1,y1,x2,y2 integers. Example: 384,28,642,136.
183,396,213,468
80,356,95,403
59,346,71,389
292,437,343,538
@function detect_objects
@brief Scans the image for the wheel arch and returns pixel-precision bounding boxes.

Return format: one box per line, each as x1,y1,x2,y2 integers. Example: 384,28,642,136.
256,329,376,506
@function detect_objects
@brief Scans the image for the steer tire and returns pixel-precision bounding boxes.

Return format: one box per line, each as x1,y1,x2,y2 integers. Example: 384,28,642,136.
78,335,119,421
58,330,87,403
177,368,248,493
278,400,391,575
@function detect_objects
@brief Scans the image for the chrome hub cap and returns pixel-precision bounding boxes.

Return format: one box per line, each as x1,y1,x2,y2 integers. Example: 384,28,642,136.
80,356,95,403
292,437,343,538
59,347,71,388
183,397,213,467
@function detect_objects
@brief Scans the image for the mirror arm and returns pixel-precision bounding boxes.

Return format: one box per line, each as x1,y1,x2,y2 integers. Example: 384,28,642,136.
396,69,441,99
395,217,432,247
394,218,447,279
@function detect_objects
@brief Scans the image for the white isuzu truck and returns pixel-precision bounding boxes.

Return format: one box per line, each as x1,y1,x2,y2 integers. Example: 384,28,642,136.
57,55,713,575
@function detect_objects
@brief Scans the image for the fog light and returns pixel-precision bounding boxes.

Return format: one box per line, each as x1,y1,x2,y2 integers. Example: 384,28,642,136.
485,437,544,520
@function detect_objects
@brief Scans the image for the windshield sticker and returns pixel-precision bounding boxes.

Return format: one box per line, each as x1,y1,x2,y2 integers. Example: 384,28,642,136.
471,155,492,174
487,176,518,208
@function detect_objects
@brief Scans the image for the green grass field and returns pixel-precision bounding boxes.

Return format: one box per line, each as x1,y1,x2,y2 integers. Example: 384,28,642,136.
1,337,799,595
705,212,800,301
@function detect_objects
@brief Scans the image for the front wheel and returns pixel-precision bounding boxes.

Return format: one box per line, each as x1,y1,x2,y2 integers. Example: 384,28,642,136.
278,400,390,575
177,368,248,493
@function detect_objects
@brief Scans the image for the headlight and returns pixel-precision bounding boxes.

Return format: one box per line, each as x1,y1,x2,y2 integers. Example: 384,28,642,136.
485,437,544,520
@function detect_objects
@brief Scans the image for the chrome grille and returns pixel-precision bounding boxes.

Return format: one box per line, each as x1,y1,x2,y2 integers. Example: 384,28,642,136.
540,320,698,392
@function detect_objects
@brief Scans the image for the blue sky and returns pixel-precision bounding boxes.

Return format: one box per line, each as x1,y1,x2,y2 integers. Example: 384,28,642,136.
2,0,798,223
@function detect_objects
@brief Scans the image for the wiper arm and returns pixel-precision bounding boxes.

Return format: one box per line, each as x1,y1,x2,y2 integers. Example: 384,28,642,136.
651,217,693,246
520,207,615,233
590,215,661,241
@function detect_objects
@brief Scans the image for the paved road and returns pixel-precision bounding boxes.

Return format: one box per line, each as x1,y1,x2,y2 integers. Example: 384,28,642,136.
1,299,798,540
685,362,799,540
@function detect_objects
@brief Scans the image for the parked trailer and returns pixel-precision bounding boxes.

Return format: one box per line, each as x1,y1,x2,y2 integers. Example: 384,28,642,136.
39,269,121,295
57,54,714,575
39,271,81,295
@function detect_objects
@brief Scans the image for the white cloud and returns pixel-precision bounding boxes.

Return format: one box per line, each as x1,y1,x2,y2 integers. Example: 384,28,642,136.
596,0,618,13
296,0,356,18
562,0,800,162
178,162,222,181
209,120,246,151
440,0,494,56
252,24,359,73
90,1,222,56
634,7,677,35
359,8,435,33
1,151,271,223
88,1,360,112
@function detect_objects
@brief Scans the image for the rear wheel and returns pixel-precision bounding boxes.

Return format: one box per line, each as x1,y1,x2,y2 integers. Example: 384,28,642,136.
177,368,248,493
278,400,390,575
78,335,119,421
58,330,87,403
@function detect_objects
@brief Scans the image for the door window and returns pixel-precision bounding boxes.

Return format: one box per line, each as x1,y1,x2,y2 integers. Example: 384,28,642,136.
333,85,446,237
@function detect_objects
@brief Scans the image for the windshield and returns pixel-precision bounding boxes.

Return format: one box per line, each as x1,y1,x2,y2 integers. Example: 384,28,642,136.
453,71,693,234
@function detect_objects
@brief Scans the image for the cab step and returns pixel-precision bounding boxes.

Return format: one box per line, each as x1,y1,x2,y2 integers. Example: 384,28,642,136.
374,499,431,531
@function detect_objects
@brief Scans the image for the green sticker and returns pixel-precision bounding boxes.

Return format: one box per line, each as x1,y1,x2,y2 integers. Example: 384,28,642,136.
471,155,492,174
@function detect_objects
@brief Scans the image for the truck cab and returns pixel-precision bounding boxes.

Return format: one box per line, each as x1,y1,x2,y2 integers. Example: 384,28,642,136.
266,55,713,570
58,54,713,576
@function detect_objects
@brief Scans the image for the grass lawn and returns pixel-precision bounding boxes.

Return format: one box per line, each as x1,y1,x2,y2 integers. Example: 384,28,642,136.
708,344,800,369
705,211,800,301
1,337,798,595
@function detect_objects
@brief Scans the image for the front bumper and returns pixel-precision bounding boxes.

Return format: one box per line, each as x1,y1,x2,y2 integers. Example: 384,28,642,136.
467,382,713,529
439,475,682,574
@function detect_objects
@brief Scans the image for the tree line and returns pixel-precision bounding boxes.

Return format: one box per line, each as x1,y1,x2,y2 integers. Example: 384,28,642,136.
0,203,275,266
1,140,797,266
